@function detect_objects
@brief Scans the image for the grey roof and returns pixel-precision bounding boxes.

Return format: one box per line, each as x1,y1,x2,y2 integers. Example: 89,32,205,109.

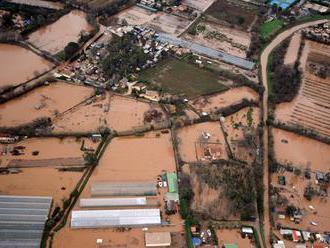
0,195,52,248
71,209,161,228
80,197,147,208
91,182,156,196
156,33,255,70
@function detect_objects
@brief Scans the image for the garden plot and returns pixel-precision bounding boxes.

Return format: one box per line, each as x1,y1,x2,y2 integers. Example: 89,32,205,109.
275,40,330,138
216,229,252,247
191,86,258,114
52,93,166,133
272,128,330,172
223,107,260,164
145,12,191,36
271,170,330,232
115,5,158,26
0,44,53,89
182,0,215,11
176,122,228,162
0,137,98,206
182,20,251,58
0,81,93,127
28,10,92,54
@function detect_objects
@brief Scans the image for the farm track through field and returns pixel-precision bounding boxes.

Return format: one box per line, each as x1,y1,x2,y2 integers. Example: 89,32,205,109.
260,18,329,247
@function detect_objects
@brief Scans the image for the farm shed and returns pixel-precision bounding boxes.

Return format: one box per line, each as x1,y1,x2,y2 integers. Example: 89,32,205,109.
145,232,171,247
71,209,161,228
166,172,178,193
91,182,157,196
0,195,52,248
80,197,147,208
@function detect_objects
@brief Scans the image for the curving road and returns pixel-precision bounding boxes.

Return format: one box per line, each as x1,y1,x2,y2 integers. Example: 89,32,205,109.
260,19,329,247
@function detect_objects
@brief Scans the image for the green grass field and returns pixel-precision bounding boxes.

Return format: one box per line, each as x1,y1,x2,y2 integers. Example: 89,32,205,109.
261,19,285,39
139,58,228,98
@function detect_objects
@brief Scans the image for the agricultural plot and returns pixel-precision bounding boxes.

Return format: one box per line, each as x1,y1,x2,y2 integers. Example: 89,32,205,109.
114,5,158,26
0,137,98,205
176,122,228,162
205,0,259,31
190,86,258,114
0,44,53,89
75,0,116,9
275,40,330,138
145,12,191,36
271,170,330,232
139,58,228,98
28,10,92,54
182,0,215,11
223,107,260,164
216,229,252,247
272,128,330,172
52,93,166,133
0,81,94,127
182,19,251,58
260,19,285,39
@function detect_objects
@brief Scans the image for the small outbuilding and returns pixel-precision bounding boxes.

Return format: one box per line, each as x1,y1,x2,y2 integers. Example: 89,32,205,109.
145,232,171,247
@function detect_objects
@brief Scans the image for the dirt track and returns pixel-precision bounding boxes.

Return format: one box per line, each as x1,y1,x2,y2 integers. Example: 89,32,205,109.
260,19,329,246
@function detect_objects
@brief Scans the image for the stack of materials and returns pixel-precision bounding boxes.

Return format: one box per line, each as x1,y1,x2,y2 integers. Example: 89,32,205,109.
0,195,52,248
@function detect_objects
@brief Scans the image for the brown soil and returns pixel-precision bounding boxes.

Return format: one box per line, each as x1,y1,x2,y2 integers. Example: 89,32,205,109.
216,229,252,247
272,128,330,172
191,87,258,114
284,32,302,65
176,122,228,162
0,44,53,88
115,5,158,26
28,10,92,54
0,81,93,126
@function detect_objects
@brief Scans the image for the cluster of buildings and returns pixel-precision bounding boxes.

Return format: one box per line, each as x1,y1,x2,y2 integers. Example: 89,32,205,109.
303,22,330,44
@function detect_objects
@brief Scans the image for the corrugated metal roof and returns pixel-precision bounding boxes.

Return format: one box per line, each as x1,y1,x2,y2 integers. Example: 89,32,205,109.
80,197,147,208
71,209,161,228
0,195,52,248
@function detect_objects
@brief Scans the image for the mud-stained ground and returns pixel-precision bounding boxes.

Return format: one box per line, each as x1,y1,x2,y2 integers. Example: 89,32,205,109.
272,128,330,172
52,93,166,133
114,5,158,26
283,32,302,65
216,229,252,247
176,122,228,162
191,86,258,114
28,10,92,54
0,44,53,88
0,81,93,127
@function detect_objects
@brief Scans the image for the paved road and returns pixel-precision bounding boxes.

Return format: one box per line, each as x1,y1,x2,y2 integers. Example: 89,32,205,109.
260,19,329,247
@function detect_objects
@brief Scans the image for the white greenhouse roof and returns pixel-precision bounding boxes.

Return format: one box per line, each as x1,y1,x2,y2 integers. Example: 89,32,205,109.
71,209,161,228
80,197,147,208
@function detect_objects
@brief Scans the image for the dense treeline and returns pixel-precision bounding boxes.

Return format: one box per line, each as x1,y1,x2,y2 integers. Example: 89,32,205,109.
0,118,51,136
102,33,148,77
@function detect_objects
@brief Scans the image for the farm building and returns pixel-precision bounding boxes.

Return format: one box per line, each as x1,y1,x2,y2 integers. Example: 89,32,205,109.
166,172,178,193
71,209,161,228
80,197,147,208
0,195,52,248
145,232,171,247
91,182,157,196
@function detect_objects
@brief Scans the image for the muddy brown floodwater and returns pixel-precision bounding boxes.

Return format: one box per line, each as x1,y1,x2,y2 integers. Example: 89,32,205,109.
0,44,53,88
272,128,330,172
28,10,92,54
0,81,94,126
191,87,259,114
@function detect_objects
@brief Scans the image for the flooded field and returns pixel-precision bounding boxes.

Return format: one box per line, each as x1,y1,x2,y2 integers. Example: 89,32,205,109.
28,10,92,54
284,32,302,65
272,128,330,172
115,5,158,26
0,82,94,127
146,12,190,36
191,86,259,114
176,122,228,162
216,229,252,247
0,137,98,205
275,40,330,138
271,171,330,232
182,20,251,58
53,94,165,133
0,44,53,88
224,107,260,164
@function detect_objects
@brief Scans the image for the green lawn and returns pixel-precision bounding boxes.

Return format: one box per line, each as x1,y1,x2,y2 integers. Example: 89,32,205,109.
139,58,228,98
261,19,285,39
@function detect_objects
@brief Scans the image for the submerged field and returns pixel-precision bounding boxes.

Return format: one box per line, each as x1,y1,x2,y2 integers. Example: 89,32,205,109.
139,58,228,98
